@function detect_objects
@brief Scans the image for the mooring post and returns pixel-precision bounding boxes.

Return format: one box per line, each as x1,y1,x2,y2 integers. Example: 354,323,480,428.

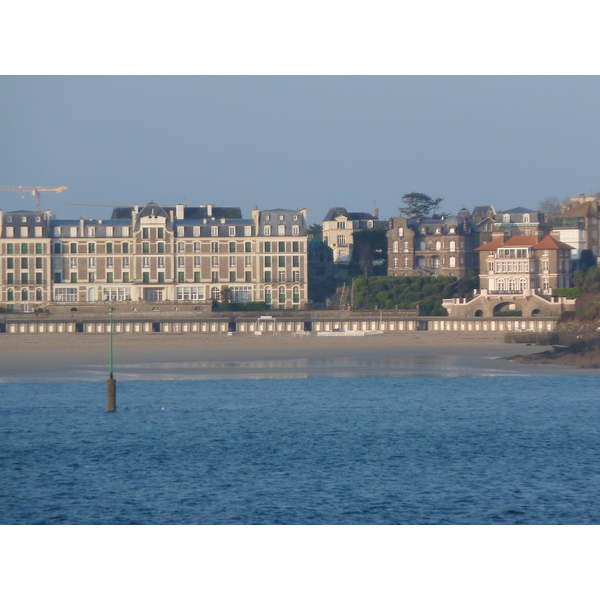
107,307,116,411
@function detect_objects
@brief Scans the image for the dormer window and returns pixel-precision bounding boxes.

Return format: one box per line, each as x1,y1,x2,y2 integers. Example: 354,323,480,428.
503,214,510,223
279,215,284,221
229,226,236,236
523,214,530,223
21,217,27,223
449,227,455,234
398,227,403,237
436,228,441,234
6,217,11,223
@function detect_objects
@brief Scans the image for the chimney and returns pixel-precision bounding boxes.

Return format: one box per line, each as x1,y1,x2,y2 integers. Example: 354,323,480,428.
176,204,185,220
207,204,214,216
374,207,379,219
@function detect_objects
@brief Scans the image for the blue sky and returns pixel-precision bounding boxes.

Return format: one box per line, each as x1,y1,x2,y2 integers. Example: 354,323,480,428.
1,76,599,224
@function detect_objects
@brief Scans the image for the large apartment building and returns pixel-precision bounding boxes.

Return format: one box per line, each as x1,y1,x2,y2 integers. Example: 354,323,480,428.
0,202,309,312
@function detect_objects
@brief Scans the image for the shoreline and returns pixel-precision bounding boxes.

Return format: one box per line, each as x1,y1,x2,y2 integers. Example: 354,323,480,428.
0,332,595,381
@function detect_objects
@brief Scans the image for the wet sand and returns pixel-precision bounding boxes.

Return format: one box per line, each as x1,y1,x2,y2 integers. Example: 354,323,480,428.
0,332,593,381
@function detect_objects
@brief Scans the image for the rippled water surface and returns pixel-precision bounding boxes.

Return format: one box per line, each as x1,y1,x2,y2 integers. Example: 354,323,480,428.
2,376,600,524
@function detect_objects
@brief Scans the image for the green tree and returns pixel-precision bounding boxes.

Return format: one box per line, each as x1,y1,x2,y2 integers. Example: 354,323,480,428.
307,223,323,240
399,192,445,220
352,229,388,277
220,286,233,303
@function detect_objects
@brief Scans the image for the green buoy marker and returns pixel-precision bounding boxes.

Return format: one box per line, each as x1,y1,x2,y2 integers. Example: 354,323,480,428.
107,307,116,412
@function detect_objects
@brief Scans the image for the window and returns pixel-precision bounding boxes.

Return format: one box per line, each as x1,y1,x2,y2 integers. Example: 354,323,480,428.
143,228,149,239
88,257,96,268
20,227,29,237
70,257,77,268
87,227,95,237
143,242,150,253
293,286,300,303
123,257,130,268
178,256,185,267
278,225,286,235
194,256,201,268
435,240,441,251
70,273,77,283
393,257,399,268
7,243,14,254
229,256,236,268
21,273,29,284
142,257,149,268
70,227,78,237
229,272,236,282
292,226,299,235
229,242,236,253
88,242,96,253
54,273,62,283
54,288,78,302
106,242,113,253
35,271,43,285
264,256,271,268
503,214,510,223
22,289,29,301
6,227,14,237
245,271,252,282
293,271,300,282
7,258,14,269
194,272,201,283
523,214,530,223
211,242,219,253
264,226,271,235
393,241,399,252
122,227,130,237
229,226,236,236
278,271,286,282
245,256,252,267
157,272,164,283
107,272,114,283
177,242,184,253
449,240,456,252
122,243,129,253
106,227,113,237
89,273,95,283
7,289,13,301
193,227,200,237
178,226,184,237
158,242,165,253
211,286,220,300
265,287,272,303
178,272,185,283
449,256,456,268
245,241,252,252
293,241,299,252
123,272,130,283
107,257,114,269
194,242,200,253
21,243,29,254
279,256,286,267
36,289,42,301
279,286,286,303
143,272,150,283
265,242,271,252
211,226,219,236
212,256,219,268
279,242,285,252
158,227,165,238
53,243,61,254
177,287,205,301
244,226,251,236
264,271,272,282
212,272,218,282
7,273,13,284
21,257,28,269
70,243,77,254
35,243,42,254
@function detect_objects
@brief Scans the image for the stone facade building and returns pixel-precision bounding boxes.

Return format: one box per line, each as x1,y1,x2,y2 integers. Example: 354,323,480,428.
387,209,479,279
322,207,386,263
0,202,309,312
476,234,573,294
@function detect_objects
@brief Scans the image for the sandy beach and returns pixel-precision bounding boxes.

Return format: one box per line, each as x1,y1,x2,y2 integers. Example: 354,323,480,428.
0,332,592,381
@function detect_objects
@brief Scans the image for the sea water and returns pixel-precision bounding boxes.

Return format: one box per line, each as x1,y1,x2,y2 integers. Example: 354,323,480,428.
2,374,600,524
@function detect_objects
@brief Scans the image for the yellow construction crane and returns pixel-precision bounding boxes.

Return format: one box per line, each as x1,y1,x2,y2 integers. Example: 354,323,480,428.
0,186,68,212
